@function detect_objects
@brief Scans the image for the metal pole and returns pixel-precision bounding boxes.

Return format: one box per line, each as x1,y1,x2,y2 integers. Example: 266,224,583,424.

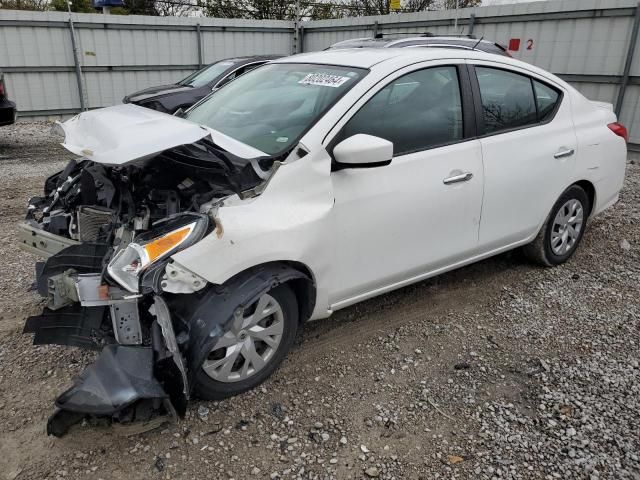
299,25,304,53
373,20,379,38
615,1,640,117
293,0,301,54
468,13,476,37
196,24,203,69
67,13,86,112
454,0,459,31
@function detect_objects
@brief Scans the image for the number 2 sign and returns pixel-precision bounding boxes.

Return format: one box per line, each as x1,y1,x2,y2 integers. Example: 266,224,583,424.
507,38,534,52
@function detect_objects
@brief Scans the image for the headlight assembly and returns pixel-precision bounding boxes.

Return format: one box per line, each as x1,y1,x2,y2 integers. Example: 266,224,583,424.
107,213,209,293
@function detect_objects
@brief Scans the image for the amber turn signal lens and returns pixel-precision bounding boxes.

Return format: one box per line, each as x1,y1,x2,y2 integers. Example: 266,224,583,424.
143,225,192,263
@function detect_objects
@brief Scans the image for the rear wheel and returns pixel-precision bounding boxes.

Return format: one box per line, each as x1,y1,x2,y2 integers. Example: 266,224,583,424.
523,185,590,266
193,284,298,400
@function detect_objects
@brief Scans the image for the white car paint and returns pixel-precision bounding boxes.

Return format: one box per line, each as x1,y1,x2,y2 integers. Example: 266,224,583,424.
332,134,393,165
61,48,627,321
470,59,579,249
60,103,266,165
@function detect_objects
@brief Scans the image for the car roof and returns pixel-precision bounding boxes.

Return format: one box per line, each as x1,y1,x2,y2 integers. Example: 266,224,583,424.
273,47,504,69
328,36,507,55
329,37,389,49
271,47,567,90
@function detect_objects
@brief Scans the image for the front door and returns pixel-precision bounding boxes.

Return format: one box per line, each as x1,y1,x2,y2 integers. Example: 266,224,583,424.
327,64,484,307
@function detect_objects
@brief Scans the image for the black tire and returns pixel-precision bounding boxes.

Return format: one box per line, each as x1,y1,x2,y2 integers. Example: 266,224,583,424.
523,185,590,267
193,283,298,401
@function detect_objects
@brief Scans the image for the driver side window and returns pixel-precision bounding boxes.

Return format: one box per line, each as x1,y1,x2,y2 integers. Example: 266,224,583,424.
341,66,463,156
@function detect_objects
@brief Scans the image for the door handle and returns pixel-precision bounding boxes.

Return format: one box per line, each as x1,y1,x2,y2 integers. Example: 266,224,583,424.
554,148,575,159
443,172,473,185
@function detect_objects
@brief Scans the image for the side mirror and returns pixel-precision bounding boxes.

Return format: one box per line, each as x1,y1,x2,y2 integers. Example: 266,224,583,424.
333,134,393,169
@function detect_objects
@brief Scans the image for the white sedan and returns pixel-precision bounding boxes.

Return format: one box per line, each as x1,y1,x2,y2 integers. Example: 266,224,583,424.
21,47,627,434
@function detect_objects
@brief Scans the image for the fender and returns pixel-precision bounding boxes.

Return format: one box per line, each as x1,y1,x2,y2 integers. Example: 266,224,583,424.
181,263,310,391
171,149,335,320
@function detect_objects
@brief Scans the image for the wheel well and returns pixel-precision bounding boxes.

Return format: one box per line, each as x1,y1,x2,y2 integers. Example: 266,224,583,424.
573,180,596,217
279,261,317,324
221,261,317,324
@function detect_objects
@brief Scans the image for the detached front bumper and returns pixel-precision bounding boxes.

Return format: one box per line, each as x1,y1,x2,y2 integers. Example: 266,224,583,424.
22,236,189,437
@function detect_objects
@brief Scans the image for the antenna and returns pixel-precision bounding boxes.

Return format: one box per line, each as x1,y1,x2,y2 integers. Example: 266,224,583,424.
472,36,484,50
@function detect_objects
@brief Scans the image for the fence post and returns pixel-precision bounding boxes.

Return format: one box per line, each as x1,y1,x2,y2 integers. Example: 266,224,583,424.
294,0,301,53
468,14,476,36
615,1,640,117
373,21,379,38
196,24,203,69
68,18,86,112
299,25,305,53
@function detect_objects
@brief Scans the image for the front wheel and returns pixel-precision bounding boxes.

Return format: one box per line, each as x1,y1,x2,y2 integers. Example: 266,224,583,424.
193,284,298,400
523,185,590,267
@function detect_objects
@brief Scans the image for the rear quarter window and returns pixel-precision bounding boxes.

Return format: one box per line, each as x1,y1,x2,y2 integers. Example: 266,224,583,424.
533,80,561,122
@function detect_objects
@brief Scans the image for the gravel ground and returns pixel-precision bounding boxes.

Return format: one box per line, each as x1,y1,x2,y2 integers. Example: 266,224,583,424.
0,122,638,480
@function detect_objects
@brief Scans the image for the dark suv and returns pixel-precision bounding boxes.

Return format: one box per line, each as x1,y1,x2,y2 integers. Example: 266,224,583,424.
0,73,17,126
328,34,510,57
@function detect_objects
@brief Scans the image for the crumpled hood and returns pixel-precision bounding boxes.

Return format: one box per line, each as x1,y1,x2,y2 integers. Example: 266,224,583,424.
60,104,266,166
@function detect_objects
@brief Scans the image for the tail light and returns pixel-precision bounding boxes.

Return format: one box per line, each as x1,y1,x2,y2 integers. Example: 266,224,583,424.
0,75,5,97
608,122,629,143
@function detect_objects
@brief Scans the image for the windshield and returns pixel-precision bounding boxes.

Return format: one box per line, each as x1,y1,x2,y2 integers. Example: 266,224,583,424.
185,63,367,155
179,60,237,88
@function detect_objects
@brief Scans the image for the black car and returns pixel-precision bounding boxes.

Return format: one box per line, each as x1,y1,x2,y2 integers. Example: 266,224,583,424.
0,73,17,126
328,34,510,57
123,55,283,114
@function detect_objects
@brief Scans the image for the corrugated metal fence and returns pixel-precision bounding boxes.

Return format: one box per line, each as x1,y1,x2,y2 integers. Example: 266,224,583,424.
1,0,639,146
302,0,640,145
0,11,293,116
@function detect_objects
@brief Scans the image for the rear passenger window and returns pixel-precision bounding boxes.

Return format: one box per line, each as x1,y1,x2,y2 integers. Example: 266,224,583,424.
533,80,560,122
341,66,463,156
476,67,537,134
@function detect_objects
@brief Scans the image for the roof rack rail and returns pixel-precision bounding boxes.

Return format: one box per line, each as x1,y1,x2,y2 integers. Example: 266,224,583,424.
374,32,476,39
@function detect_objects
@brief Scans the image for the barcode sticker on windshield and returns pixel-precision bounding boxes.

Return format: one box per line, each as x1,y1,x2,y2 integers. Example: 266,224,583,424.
298,73,350,88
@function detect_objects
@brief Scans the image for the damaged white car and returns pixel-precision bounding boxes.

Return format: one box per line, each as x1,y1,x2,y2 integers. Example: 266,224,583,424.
20,48,627,436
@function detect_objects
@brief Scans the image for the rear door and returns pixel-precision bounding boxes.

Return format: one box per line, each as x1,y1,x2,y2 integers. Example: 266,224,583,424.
469,62,577,250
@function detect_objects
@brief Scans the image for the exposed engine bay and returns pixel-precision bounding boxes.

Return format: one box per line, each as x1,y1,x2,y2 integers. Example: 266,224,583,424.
25,139,266,247
19,135,276,436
